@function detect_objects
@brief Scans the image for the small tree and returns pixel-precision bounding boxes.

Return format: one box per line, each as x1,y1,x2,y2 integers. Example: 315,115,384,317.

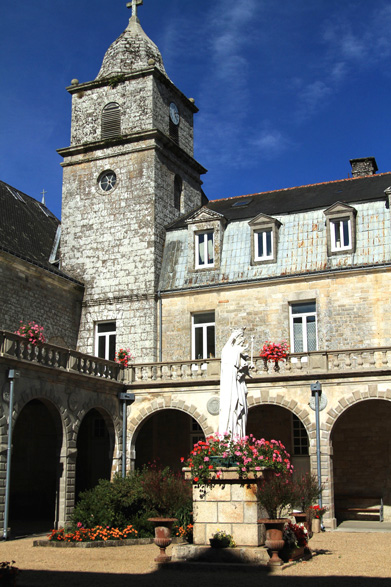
292,473,322,513
256,472,295,519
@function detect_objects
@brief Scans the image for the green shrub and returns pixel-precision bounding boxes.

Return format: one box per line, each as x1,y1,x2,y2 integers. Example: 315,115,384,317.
71,465,192,536
72,473,145,530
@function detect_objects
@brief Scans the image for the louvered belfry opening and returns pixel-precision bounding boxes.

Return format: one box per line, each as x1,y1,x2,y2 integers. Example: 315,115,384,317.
101,102,121,139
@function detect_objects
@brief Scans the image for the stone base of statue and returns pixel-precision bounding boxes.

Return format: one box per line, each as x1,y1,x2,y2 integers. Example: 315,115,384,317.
183,468,266,547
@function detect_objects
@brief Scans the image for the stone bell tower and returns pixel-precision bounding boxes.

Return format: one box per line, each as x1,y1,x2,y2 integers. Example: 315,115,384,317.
58,2,206,362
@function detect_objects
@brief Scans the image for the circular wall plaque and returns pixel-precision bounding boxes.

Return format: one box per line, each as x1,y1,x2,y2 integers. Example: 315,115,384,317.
309,393,328,411
207,396,220,416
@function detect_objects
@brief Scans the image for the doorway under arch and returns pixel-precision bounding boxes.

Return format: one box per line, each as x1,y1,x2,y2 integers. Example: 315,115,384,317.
135,409,204,471
10,399,63,535
75,408,115,499
331,399,391,521
247,404,310,477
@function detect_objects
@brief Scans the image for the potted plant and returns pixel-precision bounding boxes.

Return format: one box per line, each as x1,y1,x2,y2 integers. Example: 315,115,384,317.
257,472,295,567
281,521,310,561
14,320,45,345
182,433,292,485
0,561,19,587
308,504,327,533
115,348,133,367
260,340,289,368
291,473,322,534
143,464,191,563
209,529,235,548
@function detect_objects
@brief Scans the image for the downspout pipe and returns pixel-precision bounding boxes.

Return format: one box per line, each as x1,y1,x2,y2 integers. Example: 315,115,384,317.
158,290,162,362
118,392,135,478
311,381,323,526
3,368,19,540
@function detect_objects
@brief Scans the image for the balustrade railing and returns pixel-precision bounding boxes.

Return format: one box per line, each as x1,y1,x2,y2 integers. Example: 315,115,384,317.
0,331,121,381
2,330,391,385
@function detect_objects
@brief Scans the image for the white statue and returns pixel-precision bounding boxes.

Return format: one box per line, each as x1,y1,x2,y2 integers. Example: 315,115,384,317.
219,329,252,438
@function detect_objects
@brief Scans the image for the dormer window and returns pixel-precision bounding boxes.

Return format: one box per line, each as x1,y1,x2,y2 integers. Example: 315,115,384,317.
324,202,357,256
254,229,273,261
330,218,351,251
185,207,226,272
196,231,214,268
249,213,281,265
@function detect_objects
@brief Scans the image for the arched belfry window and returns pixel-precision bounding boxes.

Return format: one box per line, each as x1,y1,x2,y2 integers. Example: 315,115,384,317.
174,175,183,211
101,102,121,139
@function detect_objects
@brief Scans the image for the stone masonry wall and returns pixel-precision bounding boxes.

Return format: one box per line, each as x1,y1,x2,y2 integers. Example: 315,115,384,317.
69,75,154,146
161,269,391,361
0,361,123,535
0,253,83,348
153,77,194,158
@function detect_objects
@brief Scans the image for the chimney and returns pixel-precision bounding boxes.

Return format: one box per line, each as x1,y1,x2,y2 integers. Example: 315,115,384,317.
350,157,378,178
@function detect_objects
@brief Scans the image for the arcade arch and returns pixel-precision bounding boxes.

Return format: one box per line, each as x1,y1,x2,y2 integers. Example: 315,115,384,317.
9,398,63,534
330,398,391,522
75,408,116,498
133,408,207,471
247,404,311,477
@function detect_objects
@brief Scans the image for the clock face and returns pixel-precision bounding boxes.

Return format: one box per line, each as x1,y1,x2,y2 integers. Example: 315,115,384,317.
99,171,117,192
169,102,180,125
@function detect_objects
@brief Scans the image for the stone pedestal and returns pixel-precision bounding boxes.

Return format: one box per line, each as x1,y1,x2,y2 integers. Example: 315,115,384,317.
184,468,265,547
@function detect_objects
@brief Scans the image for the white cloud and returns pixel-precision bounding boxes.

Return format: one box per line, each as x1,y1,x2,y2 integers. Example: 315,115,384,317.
250,127,292,158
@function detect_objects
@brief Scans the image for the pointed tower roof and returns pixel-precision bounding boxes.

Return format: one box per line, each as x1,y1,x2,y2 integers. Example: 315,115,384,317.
96,7,166,80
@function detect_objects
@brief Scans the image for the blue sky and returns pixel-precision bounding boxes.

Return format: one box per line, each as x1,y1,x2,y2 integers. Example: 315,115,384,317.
1,0,391,220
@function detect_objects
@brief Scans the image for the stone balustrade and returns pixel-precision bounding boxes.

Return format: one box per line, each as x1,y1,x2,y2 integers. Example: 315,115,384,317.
2,330,391,385
127,347,391,384
0,331,121,381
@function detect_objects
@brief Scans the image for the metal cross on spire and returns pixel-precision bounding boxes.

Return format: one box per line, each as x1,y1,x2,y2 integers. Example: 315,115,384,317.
41,189,47,206
127,0,143,20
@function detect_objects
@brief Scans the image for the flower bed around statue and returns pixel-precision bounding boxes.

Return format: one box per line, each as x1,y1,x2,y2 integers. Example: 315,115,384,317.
182,433,292,485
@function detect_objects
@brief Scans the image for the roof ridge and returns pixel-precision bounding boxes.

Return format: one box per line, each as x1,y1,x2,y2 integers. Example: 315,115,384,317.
210,172,391,203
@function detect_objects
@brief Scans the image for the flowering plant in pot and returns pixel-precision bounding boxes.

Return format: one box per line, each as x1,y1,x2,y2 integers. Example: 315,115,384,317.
0,561,19,586
14,320,45,345
280,521,310,562
283,521,308,549
209,529,235,548
115,348,133,367
260,340,289,363
308,504,327,519
182,433,292,485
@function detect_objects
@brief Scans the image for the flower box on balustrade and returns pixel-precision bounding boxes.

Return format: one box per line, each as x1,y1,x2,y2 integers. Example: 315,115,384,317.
183,467,267,547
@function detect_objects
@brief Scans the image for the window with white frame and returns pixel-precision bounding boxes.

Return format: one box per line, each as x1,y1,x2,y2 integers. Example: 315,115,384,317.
192,312,215,359
195,231,214,268
330,218,351,251
324,203,357,256
249,213,281,265
290,302,317,353
95,322,116,361
254,229,273,260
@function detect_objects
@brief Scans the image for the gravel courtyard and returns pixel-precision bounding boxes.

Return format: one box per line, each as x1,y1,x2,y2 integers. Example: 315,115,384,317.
1,530,391,587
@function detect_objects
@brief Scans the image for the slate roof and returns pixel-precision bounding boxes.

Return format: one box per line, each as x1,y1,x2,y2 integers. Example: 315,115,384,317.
160,172,391,292
168,172,391,229
0,180,81,283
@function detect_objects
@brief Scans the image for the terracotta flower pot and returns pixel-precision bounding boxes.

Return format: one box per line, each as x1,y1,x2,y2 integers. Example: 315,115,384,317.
148,517,177,563
258,518,288,567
